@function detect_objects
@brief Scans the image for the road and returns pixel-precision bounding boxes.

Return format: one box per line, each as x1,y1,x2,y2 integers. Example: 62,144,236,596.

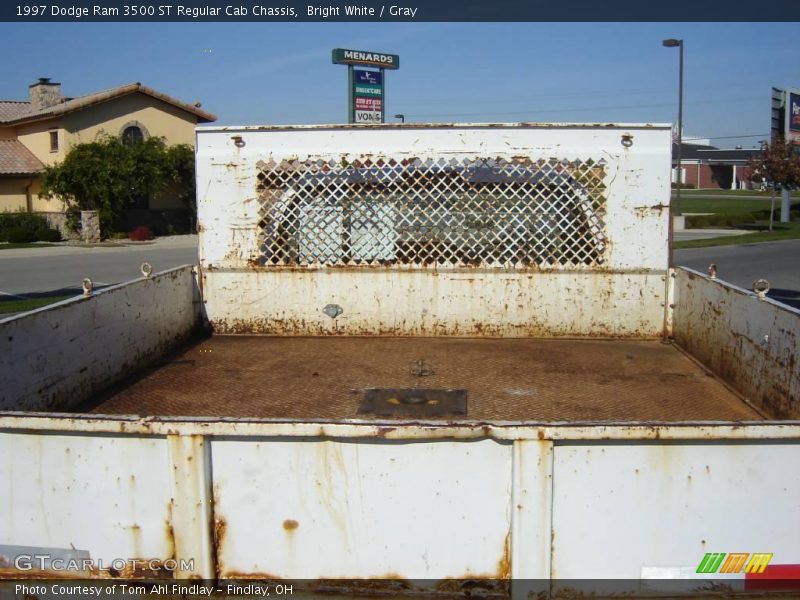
674,239,800,308
0,236,198,298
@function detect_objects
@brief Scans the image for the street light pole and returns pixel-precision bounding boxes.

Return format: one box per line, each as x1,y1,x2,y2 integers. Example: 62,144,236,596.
394,113,405,123
663,38,684,219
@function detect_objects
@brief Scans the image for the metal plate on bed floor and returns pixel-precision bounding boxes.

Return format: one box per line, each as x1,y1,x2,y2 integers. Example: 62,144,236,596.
358,388,467,417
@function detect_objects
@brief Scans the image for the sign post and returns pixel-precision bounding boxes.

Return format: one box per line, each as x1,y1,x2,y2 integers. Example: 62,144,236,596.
332,48,399,124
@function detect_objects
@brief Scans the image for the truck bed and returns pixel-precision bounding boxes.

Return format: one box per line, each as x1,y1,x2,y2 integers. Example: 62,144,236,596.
85,337,762,421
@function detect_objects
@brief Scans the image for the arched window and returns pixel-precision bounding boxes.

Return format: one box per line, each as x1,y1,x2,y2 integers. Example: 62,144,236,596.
122,125,145,144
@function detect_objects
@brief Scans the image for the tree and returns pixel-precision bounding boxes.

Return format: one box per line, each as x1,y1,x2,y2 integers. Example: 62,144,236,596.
40,134,196,232
164,143,197,225
747,137,800,190
747,137,800,228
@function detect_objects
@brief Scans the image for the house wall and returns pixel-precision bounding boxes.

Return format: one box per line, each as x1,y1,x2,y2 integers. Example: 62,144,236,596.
63,93,198,147
680,163,754,190
29,180,66,212
0,178,30,212
682,163,715,189
0,179,59,213
15,120,66,166
0,126,15,139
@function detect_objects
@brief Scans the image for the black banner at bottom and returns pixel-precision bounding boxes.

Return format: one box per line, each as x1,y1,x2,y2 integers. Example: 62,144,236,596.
3,578,800,599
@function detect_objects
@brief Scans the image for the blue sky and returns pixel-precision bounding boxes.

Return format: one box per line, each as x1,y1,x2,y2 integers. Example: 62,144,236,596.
1,22,798,148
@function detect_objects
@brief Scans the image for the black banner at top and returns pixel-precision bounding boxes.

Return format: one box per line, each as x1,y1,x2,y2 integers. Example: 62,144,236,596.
3,0,800,21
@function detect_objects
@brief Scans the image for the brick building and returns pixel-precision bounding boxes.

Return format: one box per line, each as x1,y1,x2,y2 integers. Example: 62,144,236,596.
672,142,759,190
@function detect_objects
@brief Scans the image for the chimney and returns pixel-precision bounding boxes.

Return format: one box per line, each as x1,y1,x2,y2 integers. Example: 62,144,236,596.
28,77,63,111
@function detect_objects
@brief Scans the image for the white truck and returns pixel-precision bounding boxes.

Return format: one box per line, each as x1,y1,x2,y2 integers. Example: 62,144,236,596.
1,123,798,598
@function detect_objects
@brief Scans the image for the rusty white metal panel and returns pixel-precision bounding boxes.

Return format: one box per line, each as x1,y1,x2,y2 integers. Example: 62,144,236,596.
0,266,200,412
197,124,671,272
511,440,553,598
1,415,799,441
202,270,667,337
0,432,174,565
166,434,215,579
211,438,512,581
196,124,670,338
550,442,800,583
673,267,800,419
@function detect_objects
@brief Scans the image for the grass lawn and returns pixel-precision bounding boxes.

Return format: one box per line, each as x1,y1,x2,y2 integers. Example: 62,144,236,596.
669,188,800,248
0,294,76,315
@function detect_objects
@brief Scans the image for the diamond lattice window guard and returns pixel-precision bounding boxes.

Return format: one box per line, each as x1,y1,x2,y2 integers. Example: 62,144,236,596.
255,156,607,269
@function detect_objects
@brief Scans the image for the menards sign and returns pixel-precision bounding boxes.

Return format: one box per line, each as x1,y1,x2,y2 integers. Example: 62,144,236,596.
332,48,400,69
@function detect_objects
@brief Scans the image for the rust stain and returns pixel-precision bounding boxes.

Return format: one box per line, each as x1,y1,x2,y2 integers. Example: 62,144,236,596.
376,426,397,437
497,530,511,579
308,575,414,596
434,577,509,597
633,203,669,215
214,517,227,556
164,515,176,567
220,570,284,580
282,519,299,531
212,315,659,339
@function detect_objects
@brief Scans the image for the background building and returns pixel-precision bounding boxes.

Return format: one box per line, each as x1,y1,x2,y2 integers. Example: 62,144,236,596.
672,141,758,190
0,78,216,229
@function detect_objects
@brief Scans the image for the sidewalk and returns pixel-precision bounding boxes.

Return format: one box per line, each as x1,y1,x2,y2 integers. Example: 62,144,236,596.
0,234,198,259
673,228,752,242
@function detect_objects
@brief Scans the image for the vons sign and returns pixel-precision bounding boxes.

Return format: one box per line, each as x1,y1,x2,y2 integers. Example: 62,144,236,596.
332,48,400,69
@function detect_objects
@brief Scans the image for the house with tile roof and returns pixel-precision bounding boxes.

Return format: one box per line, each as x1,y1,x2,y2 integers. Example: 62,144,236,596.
0,78,216,229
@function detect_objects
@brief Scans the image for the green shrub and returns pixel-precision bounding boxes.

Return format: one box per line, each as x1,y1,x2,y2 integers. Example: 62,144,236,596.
0,212,47,231
0,213,64,243
36,227,62,242
686,216,709,229
686,211,763,229
65,210,80,234
5,227,38,243
719,212,757,226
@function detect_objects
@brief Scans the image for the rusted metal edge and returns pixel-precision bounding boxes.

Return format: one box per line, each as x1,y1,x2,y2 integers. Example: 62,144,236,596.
677,267,800,317
1,413,799,440
197,123,673,133
0,264,197,325
202,265,670,275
